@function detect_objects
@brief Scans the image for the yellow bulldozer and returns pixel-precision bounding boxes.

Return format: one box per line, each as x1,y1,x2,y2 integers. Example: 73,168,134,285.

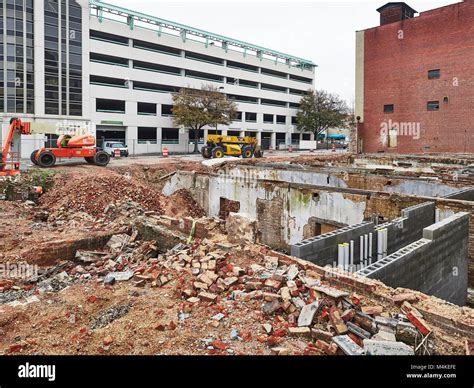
201,134,263,159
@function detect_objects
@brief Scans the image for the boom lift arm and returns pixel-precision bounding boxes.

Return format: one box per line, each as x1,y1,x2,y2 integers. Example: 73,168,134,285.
0,118,31,176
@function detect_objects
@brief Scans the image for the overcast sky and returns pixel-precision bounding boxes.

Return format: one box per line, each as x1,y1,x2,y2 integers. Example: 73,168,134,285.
109,0,460,103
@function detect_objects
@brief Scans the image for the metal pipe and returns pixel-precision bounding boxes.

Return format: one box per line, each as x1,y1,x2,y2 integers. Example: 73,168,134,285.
368,232,373,265
377,229,383,261
338,244,344,268
350,240,354,268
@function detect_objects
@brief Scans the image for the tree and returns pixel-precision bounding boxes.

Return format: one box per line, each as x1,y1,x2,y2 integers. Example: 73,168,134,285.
172,85,237,153
296,90,349,138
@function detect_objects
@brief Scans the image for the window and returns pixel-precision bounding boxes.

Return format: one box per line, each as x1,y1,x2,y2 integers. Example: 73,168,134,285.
263,114,274,123
302,133,311,140
289,102,300,108
261,83,286,93
133,60,180,75
233,112,242,121
261,98,286,107
90,75,127,88
138,102,157,116
276,115,286,124
289,88,305,96
427,101,440,111
90,30,128,45
227,77,258,88
228,94,258,104
96,98,125,113
428,69,440,79
90,52,129,67
185,69,223,82
289,74,313,84
227,60,258,73
133,39,181,56
185,51,223,65
133,81,177,93
291,117,298,125
138,127,157,143
162,128,179,144
189,129,204,143
261,68,287,79
384,104,394,113
245,112,257,122
161,104,174,116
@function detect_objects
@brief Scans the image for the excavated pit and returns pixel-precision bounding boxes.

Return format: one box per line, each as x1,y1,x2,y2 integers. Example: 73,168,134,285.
0,154,473,355
161,158,474,307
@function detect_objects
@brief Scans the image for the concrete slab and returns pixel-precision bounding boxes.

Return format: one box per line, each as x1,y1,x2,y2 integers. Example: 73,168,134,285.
363,339,414,355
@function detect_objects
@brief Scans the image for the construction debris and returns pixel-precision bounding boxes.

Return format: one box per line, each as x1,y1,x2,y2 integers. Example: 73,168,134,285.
0,160,472,356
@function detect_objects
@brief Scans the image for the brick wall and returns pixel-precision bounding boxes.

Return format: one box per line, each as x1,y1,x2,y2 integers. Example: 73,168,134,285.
256,197,285,249
359,0,474,153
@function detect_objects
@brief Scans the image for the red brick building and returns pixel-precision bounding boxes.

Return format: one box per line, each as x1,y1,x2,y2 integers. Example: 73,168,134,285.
355,1,474,153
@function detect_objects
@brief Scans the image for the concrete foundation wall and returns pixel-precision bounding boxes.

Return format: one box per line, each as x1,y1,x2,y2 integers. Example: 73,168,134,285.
443,187,474,201
163,171,367,248
219,165,469,198
358,212,470,306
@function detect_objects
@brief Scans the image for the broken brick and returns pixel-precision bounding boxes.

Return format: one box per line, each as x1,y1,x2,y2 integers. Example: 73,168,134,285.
264,279,282,290
406,312,432,336
198,291,218,302
392,293,418,305
211,340,227,351
311,328,333,342
341,309,356,322
288,327,311,337
103,336,113,346
361,306,383,316
329,306,348,335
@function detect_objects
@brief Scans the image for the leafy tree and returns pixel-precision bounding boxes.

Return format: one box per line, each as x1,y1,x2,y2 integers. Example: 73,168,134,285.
296,90,349,138
172,85,237,152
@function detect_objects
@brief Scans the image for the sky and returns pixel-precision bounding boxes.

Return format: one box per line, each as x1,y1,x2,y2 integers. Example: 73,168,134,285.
108,0,460,104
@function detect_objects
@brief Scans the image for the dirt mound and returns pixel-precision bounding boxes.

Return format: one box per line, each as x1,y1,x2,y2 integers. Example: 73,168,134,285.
40,172,164,217
162,189,206,218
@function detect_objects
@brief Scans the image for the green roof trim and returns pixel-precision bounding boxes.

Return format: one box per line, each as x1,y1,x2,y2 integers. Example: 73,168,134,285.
89,0,316,69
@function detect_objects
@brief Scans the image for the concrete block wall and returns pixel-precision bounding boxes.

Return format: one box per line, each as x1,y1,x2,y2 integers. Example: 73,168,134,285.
290,202,435,268
290,222,374,266
443,187,474,201
357,212,469,306
384,202,436,254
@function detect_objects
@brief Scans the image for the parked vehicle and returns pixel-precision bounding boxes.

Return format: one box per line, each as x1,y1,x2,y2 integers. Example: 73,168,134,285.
102,142,129,157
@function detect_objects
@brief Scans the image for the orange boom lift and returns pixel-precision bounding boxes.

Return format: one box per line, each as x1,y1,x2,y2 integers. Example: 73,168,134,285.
0,118,31,176
0,118,110,176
